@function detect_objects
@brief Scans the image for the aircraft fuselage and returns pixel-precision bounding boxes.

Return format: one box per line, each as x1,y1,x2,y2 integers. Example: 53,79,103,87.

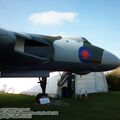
0,28,119,76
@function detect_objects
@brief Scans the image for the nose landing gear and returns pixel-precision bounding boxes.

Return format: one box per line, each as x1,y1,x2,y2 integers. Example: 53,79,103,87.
38,77,47,95
36,77,48,104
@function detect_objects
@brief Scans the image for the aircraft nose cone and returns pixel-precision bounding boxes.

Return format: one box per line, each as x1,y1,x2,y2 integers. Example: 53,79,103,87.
102,50,120,67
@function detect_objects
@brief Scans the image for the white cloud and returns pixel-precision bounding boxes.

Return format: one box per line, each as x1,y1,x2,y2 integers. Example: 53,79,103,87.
28,11,78,26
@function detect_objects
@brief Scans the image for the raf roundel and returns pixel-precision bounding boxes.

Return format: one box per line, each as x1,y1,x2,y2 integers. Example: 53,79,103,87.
79,46,93,63
81,50,89,59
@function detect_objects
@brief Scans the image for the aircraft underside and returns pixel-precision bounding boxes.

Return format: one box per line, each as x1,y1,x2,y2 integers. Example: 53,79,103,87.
0,61,117,77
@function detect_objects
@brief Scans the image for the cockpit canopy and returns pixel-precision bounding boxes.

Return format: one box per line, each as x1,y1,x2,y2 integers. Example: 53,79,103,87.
81,37,91,44
62,36,92,45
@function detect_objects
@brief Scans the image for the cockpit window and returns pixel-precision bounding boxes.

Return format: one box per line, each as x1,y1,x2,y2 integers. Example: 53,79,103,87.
81,37,91,44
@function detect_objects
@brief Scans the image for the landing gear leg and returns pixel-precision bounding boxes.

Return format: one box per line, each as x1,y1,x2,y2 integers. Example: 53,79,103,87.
36,77,48,104
38,77,47,95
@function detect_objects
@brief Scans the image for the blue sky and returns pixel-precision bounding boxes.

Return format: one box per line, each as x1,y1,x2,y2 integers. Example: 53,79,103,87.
0,0,120,57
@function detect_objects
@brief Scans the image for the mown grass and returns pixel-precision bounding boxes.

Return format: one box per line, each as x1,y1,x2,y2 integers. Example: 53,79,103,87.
0,92,120,120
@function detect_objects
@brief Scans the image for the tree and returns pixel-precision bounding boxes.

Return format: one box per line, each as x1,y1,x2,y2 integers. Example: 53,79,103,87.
106,68,120,90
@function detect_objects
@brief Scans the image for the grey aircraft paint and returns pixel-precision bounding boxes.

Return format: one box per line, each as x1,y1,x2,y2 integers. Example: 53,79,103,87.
0,28,120,77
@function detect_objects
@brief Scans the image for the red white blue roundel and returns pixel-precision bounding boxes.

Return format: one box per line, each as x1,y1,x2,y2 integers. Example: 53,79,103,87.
79,46,93,63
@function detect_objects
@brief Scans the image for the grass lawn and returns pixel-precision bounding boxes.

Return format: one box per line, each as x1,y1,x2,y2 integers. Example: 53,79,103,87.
0,92,120,120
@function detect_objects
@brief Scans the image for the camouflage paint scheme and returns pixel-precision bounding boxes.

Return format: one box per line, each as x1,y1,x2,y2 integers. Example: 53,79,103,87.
0,28,119,77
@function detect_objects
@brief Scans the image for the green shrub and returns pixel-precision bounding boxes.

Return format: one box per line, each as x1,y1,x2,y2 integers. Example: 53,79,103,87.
106,69,120,90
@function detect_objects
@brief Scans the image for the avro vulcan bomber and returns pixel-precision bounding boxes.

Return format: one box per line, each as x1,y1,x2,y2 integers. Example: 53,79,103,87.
0,28,120,95
0,28,119,74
